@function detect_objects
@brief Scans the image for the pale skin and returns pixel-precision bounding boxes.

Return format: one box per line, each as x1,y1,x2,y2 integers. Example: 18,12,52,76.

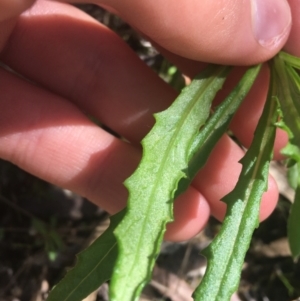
0,0,298,241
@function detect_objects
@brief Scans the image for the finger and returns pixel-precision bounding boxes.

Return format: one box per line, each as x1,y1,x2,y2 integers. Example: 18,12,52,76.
0,0,35,50
0,67,211,241
193,135,279,222
0,0,35,21
165,189,210,242
1,0,287,160
1,0,176,145
60,0,291,65
1,1,279,228
284,0,300,56
0,66,275,242
0,68,132,214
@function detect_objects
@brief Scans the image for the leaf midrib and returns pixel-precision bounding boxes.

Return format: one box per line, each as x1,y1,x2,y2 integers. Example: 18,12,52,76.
125,67,225,282
213,96,276,299
64,241,117,301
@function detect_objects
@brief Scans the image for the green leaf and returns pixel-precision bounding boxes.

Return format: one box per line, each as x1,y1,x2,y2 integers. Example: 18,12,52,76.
288,184,300,258
279,51,300,69
193,71,279,301
273,52,300,259
110,65,231,301
46,64,261,301
177,64,262,194
273,54,300,148
47,209,125,301
287,162,299,190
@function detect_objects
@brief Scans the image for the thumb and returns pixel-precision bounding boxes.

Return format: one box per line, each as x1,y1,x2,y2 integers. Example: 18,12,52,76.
100,0,292,65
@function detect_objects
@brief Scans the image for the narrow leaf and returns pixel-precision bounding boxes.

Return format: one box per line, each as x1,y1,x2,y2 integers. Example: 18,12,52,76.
110,65,231,301
46,64,261,301
193,71,279,301
273,53,300,259
273,55,300,147
177,64,262,195
279,51,300,69
47,209,125,301
288,184,300,258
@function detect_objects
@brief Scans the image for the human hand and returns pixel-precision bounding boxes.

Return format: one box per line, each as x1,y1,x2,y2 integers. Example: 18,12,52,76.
0,0,297,241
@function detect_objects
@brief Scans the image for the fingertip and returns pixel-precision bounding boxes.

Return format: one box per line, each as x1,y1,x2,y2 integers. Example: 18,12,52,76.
164,187,210,242
191,134,279,223
259,174,279,221
216,173,279,223
273,128,289,160
206,174,279,223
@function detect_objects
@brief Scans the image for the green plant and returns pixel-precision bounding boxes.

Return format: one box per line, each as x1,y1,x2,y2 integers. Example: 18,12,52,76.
47,52,300,301
0,194,64,261
31,217,64,261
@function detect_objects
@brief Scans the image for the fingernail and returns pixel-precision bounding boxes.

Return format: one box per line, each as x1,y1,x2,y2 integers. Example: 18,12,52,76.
251,0,291,48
